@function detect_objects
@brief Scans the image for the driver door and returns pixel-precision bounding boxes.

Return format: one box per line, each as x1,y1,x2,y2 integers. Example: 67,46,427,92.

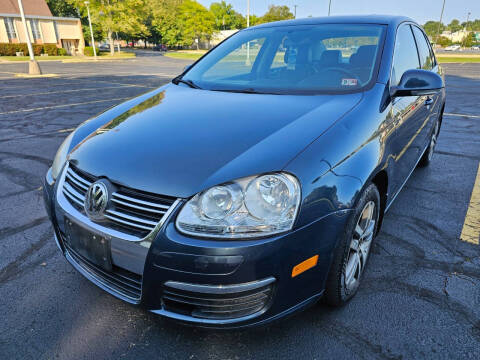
389,24,423,195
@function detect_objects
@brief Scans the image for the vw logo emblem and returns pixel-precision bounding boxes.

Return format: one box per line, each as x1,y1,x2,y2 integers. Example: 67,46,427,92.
85,181,109,220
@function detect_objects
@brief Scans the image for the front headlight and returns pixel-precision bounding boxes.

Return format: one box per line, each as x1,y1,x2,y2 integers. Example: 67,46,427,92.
51,132,74,180
176,173,301,238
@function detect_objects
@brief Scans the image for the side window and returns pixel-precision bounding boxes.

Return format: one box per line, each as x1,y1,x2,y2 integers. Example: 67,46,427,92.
412,26,434,70
391,25,420,86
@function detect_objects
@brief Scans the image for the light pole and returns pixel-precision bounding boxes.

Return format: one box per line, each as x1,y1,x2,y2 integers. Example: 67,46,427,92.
84,1,97,59
436,0,446,46
328,0,332,16
17,0,41,74
462,12,471,49
294,5,298,19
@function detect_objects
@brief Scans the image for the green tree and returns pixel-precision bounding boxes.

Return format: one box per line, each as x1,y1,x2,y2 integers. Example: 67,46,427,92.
423,21,445,38
233,12,246,28
151,0,214,48
447,19,462,32
248,14,261,26
47,0,79,17
259,5,294,24
436,36,452,47
82,23,103,45
151,0,184,47
210,1,237,30
68,0,149,55
463,32,476,47
178,0,215,49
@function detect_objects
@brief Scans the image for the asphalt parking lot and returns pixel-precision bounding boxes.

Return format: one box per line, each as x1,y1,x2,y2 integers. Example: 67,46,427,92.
0,55,479,359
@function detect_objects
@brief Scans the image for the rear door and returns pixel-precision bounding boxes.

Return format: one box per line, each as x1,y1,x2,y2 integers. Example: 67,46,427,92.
411,25,442,151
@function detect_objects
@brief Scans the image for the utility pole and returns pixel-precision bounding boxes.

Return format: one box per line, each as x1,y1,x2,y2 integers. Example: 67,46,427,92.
436,0,446,45
294,5,298,19
84,1,97,59
17,0,41,74
462,12,471,49
328,0,332,16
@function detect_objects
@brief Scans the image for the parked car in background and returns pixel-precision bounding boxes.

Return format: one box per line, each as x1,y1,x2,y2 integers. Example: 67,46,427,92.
44,15,445,328
445,44,461,51
153,44,167,52
471,45,480,51
99,43,110,52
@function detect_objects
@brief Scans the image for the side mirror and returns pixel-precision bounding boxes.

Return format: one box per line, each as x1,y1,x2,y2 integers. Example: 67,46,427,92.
390,69,443,97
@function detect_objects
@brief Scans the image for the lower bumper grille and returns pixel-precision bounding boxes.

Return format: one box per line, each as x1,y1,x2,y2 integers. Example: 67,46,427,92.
64,241,142,303
162,278,275,320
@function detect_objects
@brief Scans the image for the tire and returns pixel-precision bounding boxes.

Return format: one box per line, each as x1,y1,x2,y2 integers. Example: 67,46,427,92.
323,183,380,307
418,109,442,167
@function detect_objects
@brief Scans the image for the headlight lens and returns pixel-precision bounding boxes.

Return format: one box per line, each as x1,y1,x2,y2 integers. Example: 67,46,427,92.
51,132,74,180
200,184,243,220
176,173,300,238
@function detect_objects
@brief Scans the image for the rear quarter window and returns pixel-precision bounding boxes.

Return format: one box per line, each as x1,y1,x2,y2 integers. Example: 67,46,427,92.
412,26,434,70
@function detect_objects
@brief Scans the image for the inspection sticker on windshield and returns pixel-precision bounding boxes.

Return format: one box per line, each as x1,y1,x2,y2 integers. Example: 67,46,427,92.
341,78,358,86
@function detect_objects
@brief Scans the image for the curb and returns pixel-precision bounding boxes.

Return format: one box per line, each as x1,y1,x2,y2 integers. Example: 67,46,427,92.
14,73,59,78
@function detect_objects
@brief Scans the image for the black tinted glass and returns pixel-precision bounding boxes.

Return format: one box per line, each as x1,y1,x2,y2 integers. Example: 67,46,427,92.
412,26,434,70
392,25,420,86
183,24,386,94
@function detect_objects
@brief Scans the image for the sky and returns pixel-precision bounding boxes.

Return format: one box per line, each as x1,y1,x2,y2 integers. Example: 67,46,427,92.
197,0,480,25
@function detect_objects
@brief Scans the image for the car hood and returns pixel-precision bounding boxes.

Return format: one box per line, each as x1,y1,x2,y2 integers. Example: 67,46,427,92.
69,84,362,198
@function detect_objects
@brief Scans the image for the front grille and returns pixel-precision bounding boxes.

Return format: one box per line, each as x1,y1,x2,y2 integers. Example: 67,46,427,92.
62,164,177,238
64,241,142,302
162,278,275,320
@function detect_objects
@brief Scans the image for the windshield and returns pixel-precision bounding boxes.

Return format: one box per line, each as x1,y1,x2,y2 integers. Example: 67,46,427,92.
180,24,386,94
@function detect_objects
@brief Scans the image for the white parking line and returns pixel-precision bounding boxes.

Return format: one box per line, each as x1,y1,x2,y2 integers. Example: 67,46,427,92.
0,85,137,99
444,112,480,119
0,97,130,116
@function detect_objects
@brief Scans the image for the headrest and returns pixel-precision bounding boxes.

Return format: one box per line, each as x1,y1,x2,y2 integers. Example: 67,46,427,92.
319,50,341,66
350,45,376,67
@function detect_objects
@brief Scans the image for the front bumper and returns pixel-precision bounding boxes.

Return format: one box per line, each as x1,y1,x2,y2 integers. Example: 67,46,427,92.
44,168,350,328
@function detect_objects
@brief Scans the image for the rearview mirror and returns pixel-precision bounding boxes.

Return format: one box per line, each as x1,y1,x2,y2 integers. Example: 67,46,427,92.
390,69,443,97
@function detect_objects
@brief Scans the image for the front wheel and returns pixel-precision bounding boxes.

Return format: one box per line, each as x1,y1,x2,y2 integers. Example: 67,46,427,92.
323,183,380,306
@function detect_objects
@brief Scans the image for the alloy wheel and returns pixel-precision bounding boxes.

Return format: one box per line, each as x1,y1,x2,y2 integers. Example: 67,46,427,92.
344,201,376,291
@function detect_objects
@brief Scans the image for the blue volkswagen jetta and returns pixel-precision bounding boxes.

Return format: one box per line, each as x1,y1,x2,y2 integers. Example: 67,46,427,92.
43,15,445,328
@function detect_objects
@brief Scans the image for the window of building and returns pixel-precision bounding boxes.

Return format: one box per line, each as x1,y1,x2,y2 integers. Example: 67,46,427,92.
5,18,17,40
53,21,59,42
30,19,41,40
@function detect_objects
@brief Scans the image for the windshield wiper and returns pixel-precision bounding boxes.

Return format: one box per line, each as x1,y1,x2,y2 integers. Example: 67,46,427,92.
212,88,264,94
172,77,201,89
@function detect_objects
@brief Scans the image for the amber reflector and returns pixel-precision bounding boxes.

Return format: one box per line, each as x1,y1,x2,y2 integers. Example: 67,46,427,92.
291,255,319,278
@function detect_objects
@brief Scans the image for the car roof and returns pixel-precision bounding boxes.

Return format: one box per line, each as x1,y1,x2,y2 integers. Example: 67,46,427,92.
249,15,416,29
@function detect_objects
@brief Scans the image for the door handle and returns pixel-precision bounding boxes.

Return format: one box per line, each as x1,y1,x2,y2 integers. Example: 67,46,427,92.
425,97,434,106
